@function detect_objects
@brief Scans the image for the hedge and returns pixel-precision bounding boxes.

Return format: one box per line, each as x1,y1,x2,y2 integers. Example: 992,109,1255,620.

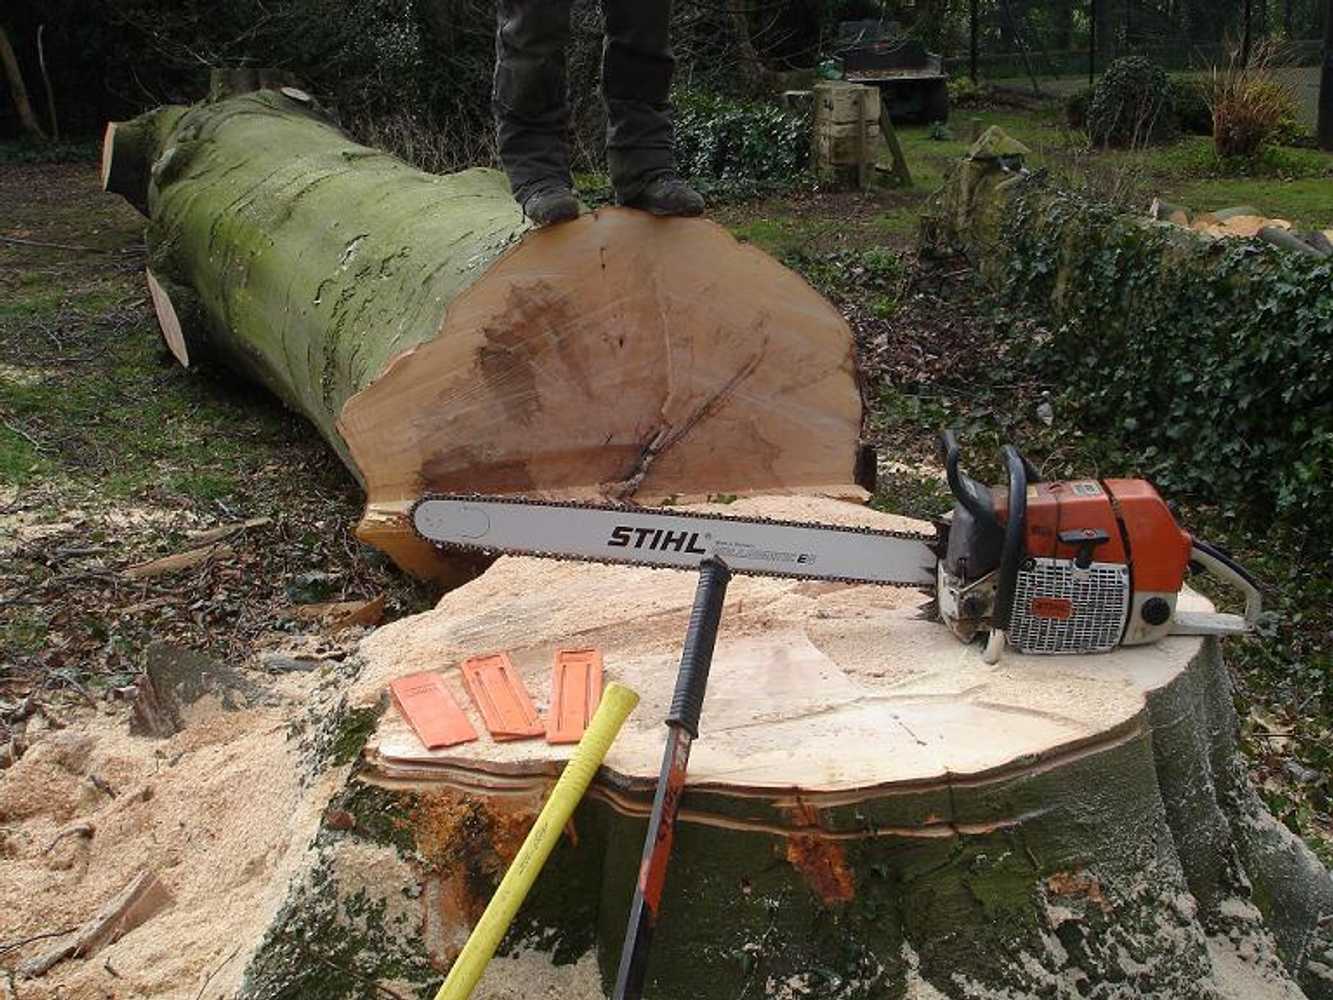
924,132,1333,527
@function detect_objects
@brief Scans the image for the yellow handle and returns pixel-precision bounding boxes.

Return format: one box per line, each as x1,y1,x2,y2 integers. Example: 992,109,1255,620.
433,682,639,1000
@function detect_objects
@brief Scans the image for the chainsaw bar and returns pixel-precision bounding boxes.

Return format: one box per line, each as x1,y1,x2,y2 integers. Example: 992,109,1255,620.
410,494,939,588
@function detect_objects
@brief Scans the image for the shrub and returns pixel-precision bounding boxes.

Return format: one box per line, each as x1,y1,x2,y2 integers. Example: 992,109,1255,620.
1209,42,1301,158
1170,76,1213,135
997,183,1333,524
1065,86,1094,131
948,76,992,109
1086,56,1175,148
672,92,810,195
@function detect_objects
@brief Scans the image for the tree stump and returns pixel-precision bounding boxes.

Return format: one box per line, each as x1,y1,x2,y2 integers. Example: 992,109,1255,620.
100,90,867,583
243,497,1333,999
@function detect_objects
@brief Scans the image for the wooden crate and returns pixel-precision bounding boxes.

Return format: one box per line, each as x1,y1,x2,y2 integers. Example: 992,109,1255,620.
813,81,880,185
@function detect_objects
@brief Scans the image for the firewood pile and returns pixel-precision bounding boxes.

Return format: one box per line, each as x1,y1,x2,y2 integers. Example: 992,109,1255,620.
1149,199,1333,258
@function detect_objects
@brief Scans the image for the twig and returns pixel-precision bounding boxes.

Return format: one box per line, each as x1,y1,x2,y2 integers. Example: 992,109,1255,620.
0,236,119,254
0,419,47,452
0,927,77,956
193,943,241,1000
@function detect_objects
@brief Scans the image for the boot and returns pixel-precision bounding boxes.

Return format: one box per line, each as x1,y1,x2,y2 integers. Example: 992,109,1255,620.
522,185,581,227
618,174,705,217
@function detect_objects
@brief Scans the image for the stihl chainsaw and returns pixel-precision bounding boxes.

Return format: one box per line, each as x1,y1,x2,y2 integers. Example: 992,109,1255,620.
410,431,1261,663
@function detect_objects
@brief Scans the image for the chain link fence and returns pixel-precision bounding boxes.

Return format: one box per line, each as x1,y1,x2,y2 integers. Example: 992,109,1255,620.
918,0,1326,119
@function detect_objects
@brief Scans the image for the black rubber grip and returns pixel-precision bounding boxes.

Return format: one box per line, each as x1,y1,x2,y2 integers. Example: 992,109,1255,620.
666,558,731,738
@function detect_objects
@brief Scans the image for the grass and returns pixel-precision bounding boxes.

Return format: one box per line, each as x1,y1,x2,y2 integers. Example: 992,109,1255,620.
0,155,434,704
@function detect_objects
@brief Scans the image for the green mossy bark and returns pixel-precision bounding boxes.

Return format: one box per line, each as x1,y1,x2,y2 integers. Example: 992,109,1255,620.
117,90,525,480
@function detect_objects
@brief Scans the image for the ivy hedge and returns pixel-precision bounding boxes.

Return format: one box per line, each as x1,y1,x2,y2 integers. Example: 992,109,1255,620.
996,185,1333,525
672,91,811,198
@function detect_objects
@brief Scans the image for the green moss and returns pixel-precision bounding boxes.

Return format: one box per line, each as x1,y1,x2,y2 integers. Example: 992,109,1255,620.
242,859,438,1000
330,706,380,767
333,783,417,856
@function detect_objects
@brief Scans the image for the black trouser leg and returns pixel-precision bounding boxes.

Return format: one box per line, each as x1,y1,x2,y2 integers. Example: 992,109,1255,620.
603,0,676,201
494,0,574,203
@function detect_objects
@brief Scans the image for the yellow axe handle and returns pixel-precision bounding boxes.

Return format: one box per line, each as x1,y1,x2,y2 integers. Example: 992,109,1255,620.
433,681,640,1000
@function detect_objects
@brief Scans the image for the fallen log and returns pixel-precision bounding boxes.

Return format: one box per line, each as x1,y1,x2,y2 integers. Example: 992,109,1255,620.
238,496,1333,999
102,85,866,582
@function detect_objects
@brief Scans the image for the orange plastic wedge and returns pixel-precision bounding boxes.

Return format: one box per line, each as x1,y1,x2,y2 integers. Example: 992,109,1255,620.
461,652,545,740
389,671,478,749
546,648,604,744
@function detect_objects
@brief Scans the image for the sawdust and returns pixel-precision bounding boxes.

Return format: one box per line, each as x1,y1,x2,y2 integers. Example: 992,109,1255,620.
0,671,332,999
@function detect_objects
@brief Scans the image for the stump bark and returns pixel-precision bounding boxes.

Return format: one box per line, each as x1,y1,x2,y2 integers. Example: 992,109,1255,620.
101,90,867,582
241,496,1333,1000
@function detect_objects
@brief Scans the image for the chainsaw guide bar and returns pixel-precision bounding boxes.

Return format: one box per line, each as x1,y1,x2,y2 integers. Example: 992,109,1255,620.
410,494,939,589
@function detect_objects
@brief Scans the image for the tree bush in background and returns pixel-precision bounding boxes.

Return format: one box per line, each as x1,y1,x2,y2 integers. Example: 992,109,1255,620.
1169,76,1214,135
672,92,811,197
1208,42,1301,158
1086,56,1175,148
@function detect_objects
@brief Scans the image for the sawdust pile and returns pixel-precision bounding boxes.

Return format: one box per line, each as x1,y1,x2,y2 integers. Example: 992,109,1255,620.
0,675,327,999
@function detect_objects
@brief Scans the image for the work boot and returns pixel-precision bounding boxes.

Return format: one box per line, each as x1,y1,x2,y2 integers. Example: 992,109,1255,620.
522,186,580,227
619,174,705,217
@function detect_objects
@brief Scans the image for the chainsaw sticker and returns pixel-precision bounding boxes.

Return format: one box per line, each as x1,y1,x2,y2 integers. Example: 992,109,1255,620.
1031,596,1074,620
607,526,707,554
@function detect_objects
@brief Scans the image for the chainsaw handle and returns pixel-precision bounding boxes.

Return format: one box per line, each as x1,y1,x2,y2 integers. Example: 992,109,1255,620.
1190,539,1263,625
666,558,731,738
993,445,1029,631
939,430,1000,532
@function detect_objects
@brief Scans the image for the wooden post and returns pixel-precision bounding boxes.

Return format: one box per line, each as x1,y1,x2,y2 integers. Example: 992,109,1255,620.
879,103,914,187
854,87,869,191
1320,0,1333,151
970,0,980,82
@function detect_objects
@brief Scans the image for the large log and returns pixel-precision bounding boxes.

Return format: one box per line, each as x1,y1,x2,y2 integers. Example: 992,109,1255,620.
101,90,866,582
239,496,1333,999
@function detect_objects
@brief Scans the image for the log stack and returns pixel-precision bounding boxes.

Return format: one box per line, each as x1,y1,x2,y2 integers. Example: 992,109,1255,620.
102,79,868,582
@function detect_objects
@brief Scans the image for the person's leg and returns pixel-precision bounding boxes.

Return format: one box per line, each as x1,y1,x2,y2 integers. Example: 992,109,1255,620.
494,0,579,223
602,0,702,214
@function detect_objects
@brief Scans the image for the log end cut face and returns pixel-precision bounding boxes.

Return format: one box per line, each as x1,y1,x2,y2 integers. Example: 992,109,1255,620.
358,495,1212,832
339,209,864,576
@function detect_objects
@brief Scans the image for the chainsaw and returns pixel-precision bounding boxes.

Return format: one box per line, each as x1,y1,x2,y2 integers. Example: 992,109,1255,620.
410,431,1261,664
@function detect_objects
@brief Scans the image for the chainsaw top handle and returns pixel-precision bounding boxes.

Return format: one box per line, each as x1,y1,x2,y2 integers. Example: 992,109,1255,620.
994,444,1029,630
939,430,1000,532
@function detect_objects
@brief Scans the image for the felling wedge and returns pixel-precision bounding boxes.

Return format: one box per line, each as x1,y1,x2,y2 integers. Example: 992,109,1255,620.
412,431,1261,663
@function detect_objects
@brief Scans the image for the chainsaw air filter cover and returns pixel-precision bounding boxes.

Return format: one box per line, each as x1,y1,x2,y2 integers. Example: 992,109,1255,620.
1000,478,1192,653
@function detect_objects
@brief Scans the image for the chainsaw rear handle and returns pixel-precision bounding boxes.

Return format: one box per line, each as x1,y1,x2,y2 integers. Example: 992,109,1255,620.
1190,539,1263,625
666,557,731,738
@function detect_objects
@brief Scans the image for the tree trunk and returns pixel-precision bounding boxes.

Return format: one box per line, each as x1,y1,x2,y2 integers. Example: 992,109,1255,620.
240,496,1333,999
102,88,867,582
0,22,47,140
1320,0,1333,150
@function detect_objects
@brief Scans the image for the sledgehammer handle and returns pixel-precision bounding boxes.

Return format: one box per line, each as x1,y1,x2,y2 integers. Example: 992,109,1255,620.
613,558,731,1000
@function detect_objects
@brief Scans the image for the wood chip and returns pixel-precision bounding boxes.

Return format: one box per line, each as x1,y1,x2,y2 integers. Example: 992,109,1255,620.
123,544,233,580
288,594,385,631
185,516,271,545
18,869,172,977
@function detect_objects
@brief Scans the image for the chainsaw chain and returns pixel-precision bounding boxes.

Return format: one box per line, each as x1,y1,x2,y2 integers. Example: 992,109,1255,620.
408,492,940,590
